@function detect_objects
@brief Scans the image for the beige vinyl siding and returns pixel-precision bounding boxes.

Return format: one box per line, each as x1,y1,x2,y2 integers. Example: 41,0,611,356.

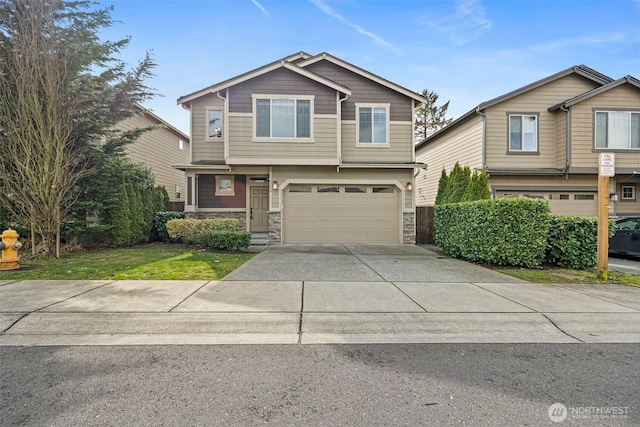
415,116,484,206
341,121,413,163
120,113,189,202
485,75,600,169
615,178,640,216
570,85,640,169
191,93,225,163
226,115,338,161
555,110,567,169
270,166,412,209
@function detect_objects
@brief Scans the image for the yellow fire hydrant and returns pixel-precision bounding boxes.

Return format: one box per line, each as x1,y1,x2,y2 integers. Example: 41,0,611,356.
0,228,23,271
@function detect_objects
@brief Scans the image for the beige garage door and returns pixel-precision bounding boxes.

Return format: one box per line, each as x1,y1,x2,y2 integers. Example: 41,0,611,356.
283,185,400,243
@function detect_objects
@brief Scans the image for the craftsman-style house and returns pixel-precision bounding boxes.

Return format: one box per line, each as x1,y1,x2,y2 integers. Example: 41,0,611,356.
176,52,427,244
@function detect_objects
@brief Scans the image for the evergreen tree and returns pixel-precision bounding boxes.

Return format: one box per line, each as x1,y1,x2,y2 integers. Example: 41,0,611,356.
435,168,449,205
414,89,453,143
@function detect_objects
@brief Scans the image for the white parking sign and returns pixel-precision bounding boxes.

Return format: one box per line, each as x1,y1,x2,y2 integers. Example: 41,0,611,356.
599,152,615,177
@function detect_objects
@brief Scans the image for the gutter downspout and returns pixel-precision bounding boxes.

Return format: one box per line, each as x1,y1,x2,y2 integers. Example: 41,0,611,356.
475,106,487,168
560,105,571,179
217,90,228,162
337,92,349,168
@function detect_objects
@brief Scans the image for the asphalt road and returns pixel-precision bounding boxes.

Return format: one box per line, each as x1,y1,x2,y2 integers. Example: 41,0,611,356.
609,255,640,275
1,344,638,426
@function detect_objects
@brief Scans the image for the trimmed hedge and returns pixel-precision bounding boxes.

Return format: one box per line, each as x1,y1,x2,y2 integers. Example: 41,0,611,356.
165,218,239,244
153,211,185,242
545,215,599,270
435,198,551,267
207,230,251,250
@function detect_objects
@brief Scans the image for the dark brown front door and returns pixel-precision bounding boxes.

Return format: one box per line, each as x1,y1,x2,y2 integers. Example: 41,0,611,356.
251,187,269,232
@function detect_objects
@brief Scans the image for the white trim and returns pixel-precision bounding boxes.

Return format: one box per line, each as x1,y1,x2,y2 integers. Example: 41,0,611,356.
194,208,248,213
252,95,315,141
226,157,339,165
204,107,224,142
355,103,391,146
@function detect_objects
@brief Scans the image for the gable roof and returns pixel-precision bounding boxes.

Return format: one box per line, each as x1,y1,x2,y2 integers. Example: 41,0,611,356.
134,104,189,141
298,52,428,104
416,65,614,150
177,52,351,108
549,75,640,111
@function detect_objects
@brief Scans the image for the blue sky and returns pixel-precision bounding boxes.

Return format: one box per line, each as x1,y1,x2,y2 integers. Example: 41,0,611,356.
98,0,640,135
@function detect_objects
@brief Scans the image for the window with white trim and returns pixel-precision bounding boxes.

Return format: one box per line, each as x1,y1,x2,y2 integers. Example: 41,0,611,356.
253,95,313,140
595,111,640,149
509,114,538,152
207,109,223,140
621,185,636,201
357,104,389,145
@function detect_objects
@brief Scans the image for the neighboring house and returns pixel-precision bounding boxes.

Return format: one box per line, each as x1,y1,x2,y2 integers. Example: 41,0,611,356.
415,66,640,217
175,52,427,244
116,107,190,204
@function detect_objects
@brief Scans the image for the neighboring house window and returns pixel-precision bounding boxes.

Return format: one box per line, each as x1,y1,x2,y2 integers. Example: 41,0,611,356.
207,109,223,139
595,111,640,149
621,185,636,201
179,139,185,150
508,114,538,152
253,95,313,140
357,104,389,145
215,176,235,196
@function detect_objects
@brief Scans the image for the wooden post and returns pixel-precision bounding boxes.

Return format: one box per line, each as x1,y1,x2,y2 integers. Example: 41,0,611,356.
597,174,609,280
596,152,614,280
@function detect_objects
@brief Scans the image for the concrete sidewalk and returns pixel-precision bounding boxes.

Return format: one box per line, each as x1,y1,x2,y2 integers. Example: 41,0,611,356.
1,278,638,346
1,244,638,345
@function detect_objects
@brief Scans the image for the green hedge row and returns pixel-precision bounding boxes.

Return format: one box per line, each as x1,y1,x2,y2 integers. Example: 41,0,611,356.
435,198,551,267
545,216,599,270
207,230,251,250
435,199,607,270
165,218,239,244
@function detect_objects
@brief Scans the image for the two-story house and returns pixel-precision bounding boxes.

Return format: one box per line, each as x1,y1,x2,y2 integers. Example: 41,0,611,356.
415,66,640,217
117,107,190,206
175,52,427,244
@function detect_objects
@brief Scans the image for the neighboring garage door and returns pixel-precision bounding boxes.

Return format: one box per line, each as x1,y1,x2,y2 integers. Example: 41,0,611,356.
495,191,597,216
283,185,400,243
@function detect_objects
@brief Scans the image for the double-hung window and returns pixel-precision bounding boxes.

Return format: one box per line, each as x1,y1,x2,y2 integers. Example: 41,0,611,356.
253,95,313,140
508,114,538,152
357,104,389,146
595,111,640,149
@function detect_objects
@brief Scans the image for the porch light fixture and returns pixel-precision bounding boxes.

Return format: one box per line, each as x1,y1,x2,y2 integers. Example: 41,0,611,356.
406,182,413,191
272,181,278,190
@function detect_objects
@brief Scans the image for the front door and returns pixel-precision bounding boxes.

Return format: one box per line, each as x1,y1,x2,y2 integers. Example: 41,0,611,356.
250,187,269,232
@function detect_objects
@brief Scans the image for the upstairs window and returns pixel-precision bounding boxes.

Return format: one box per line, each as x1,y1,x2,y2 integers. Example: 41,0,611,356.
595,111,640,149
357,104,389,145
509,114,538,152
253,95,312,140
207,109,223,139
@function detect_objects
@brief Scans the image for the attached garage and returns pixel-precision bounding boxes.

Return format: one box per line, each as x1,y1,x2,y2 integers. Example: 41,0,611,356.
283,184,401,243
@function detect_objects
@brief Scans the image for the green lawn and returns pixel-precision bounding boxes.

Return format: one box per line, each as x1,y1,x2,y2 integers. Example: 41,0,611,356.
0,245,254,280
495,266,640,287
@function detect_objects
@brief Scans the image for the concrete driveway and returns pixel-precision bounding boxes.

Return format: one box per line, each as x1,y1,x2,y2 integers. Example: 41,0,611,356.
223,244,521,282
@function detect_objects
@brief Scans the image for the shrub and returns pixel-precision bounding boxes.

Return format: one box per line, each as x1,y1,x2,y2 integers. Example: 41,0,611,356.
166,218,239,244
207,230,251,250
435,198,550,267
545,216,599,270
153,211,185,242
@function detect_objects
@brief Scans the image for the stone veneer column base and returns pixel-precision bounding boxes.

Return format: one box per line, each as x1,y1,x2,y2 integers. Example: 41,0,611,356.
403,211,415,244
268,211,281,245
185,211,247,232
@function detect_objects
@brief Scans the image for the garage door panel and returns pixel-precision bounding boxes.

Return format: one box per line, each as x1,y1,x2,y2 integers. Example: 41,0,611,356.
283,185,400,243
